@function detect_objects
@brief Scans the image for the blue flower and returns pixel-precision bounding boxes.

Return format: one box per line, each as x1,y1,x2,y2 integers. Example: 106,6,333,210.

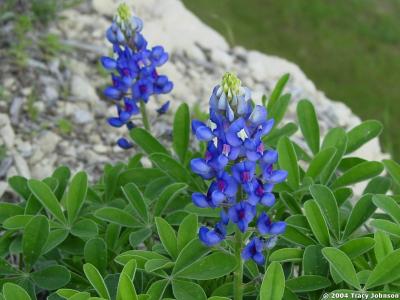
132,78,154,102
226,118,249,147
102,4,173,149
199,222,226,246
228,201,256,232
242,237,265,265
190,158,215,180
246,179,275,206
257,212,286,235
117,137,133,149
192,120,214,141
232,161,256,191
156,101,170,115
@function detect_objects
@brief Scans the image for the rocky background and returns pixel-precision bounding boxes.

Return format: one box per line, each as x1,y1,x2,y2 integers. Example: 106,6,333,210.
0,0,386,197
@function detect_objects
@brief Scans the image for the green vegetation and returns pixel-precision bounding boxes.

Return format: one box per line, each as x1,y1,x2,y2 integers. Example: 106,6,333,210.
182,0,400,157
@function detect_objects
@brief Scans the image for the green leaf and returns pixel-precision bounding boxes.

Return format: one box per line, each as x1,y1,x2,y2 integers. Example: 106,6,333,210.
28,179,66,224
172,279,206,300
267,73,289,111
121,259,137,281
176,252,237,280
370,219,400,238
43,229,69,254
363,176,392,195
149,153,198,190
22,215,49,268
346,120,383,154
154,183,187,217
2,283,31,300
374,231,393,263
303,245,329,276
0,258,20,276
332,161,384,188
144,259,174,273
265,122,298,146
260,262,284,300
31,265,71,290
173,239,210,275
305,147,336,180
269,94,291,127
0,203,24,223
338,237,375,259
343,194,375,239
320,128,348,184
3,215,34,230
83,263,110,300
322,247,360,289
116,274,137,300
129,228,152,248
279,192,302,215
309,184,340,239
70,219,99,238
269,248,303,263
296,99,320,154
84,238,107,275
129,128,169,156
8,176,31,201
282,225,316,247
177,214,198,252
304,200,330,246
277,136,299,190
122,183,148,223
383,159,400,187
372,195,400,224
66,171,87,225
365,249,400,289
118,168,165,189
173,103,190,163
155,217,178,259
146,279,168,300
285,275,331,292
95,207,140,228
52,165,71,198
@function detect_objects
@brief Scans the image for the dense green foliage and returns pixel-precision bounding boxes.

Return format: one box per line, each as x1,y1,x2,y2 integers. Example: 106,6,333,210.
1,76,400,299
182,0,400,157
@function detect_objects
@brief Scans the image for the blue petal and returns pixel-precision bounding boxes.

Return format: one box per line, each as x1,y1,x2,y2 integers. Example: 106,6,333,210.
270,221,286,235
252,253,265,265
108,117,124,128
249,105,267,125
104,87,122,100
260,193,275,206
117,137,133,149
101,56,117,70
192,193,209,208
268,170,288,184
263,150,278,164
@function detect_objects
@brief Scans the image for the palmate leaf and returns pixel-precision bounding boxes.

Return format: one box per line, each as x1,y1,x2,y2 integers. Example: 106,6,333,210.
322,247,360,290
173,103,190,163
122,183,148,223
22,215,49,268
172,279,206,300
269,248,303,263
285,275,331,292
372,194,400,224
31,265,70,290
260,262,285,300
84,238,107,275
346,120,383,154
28,179,66,224
155,217,178,259
129,127,169,156
66,171,88,225
304,200,330,246
296,99,320,155
365,249,400,289
277,136,299,190
331,161,384,188
267,73,289,111
2,283,31,300
374,231,393,263
305,147,336,180
83,263,110,300
383,159,400,187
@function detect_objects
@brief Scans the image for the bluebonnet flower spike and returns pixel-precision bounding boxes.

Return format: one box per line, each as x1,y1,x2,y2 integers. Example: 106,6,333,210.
102,3,173,148
190,72,288,264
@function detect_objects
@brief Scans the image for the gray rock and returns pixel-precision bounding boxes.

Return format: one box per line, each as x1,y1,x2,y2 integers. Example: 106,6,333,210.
0,157,13,178
70,74,99,105
0,113,15,148
73,109,94,124
9,97,24,125
13,153,31,178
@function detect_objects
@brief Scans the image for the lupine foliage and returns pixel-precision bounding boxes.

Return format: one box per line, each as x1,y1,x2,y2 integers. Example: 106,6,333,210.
1,72,400,299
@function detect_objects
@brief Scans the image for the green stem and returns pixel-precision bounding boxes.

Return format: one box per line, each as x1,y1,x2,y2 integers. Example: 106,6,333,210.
140,100,151,132
233,228,244,300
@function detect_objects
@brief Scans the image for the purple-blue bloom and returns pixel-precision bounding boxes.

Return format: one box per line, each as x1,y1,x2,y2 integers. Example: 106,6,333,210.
102,3,173,148
190,73,287,263
257,212,287,235
242,237,265,265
